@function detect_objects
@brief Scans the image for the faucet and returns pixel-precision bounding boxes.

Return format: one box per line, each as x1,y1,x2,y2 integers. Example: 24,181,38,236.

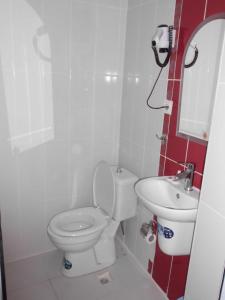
174,163,195,191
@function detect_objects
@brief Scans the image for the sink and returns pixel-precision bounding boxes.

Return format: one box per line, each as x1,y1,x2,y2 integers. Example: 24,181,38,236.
134,176,199,222
134,176,200,255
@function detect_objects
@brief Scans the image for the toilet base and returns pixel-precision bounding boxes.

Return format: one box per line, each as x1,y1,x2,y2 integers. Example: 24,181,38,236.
62,236,116,277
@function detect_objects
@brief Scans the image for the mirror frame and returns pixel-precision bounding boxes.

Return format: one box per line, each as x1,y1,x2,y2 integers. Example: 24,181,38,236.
176,15,225,145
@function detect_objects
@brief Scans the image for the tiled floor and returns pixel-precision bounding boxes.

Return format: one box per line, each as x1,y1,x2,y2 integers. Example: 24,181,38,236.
6,242,166,300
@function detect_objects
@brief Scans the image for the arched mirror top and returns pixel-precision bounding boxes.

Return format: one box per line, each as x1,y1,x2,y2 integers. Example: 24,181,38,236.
177,18,225,144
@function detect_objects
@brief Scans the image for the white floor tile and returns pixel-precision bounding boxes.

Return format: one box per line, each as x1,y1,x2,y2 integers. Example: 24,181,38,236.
6,242,166,300
51,271,105,300
50,251,165,300
6,250,63,292
7,281,57,300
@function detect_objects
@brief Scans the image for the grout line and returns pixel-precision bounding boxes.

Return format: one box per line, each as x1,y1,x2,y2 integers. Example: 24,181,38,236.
48,279,60,300
172,0,184,80
184,139,189,163
195,170,203,176
160,154,166,160
203,0,208,20
162,78,174,174
162,156,182,166
161,154,203,176
166,256,173,294
162,154,166,176
168,78,181,82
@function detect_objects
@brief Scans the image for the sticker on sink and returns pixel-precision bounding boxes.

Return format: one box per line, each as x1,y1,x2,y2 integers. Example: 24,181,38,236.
158,224,174,239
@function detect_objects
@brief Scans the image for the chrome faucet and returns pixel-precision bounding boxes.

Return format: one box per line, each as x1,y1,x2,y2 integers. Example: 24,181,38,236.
174,163,195,191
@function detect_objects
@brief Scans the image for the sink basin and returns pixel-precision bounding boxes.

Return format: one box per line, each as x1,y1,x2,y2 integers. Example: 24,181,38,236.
134,176,200,255
134,176,200,222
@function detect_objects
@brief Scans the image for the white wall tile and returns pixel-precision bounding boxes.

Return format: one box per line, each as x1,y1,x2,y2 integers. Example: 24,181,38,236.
124,214,138,254
185,202,225,300
0,0,172,265
200,83,225,216
185,22,225,299
119,0,173,179
97,0,123,9
42,0,71,74
69,72,94,109
135,204,155,267
95,6,123,74
0,0,127,262
119,0,175,270
128,0,143,9
124,202,156,269
51,73,70,141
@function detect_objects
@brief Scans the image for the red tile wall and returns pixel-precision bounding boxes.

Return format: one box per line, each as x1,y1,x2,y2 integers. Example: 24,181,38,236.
151,0,225,299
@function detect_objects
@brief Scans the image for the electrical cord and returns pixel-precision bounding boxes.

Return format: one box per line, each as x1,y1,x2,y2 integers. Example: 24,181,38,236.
184,45,198,68
146,67,169,110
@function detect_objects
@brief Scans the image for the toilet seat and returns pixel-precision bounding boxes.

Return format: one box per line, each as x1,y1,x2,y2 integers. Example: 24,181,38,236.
93,161,115,218
48,207,108,238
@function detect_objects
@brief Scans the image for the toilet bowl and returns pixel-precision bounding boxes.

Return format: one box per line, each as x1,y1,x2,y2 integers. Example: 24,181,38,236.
47,161,138,277
48,207,108,253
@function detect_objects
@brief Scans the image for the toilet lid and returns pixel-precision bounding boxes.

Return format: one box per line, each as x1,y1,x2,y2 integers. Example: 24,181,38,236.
93,161,115,218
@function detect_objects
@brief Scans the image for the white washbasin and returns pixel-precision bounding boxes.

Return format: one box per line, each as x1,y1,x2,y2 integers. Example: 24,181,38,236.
134,176,200,222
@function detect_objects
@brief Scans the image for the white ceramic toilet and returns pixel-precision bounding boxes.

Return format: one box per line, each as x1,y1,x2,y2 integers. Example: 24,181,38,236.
47,161,138,277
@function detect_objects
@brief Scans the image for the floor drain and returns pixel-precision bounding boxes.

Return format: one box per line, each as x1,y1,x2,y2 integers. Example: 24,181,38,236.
100,278,109,284
97,271,112,285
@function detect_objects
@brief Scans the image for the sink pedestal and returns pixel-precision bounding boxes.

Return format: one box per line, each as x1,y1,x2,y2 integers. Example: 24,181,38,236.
134,176,199,256
157,217,195,256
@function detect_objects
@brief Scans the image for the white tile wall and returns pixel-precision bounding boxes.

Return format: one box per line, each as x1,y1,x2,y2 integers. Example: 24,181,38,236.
118,0,175,271
0,0,127,262
123,202,156,269
0,0,175,267
185,23,225,299
185,202,225,300
119,0,175,178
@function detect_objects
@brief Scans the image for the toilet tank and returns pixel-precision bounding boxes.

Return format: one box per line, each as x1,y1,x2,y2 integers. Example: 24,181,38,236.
111,166,138,221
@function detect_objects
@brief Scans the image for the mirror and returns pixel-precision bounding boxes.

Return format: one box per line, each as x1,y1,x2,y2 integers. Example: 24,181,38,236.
178,19,225,142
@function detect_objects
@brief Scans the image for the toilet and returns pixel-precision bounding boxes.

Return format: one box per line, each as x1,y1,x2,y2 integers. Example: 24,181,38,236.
47,161,138,277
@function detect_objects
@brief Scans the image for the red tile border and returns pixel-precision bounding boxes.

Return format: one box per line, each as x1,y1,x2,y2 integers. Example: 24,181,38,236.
152,241,172,293
165,81,188,162
153,0,214,297
175,0,206,79
205,1,225,18
186,141,207,174
193,172,203,190
167,80,174,100
158,155,165,176
164,158,184,177
160,115,170,156
167,256,190,300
